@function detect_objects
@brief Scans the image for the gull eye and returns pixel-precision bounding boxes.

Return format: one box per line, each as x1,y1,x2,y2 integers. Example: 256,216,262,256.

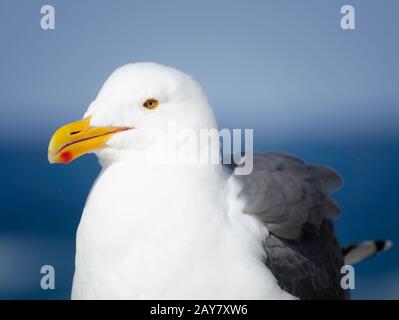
143,98,159,110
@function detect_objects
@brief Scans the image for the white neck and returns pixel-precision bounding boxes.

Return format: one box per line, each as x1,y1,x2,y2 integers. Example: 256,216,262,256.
72,154,294,300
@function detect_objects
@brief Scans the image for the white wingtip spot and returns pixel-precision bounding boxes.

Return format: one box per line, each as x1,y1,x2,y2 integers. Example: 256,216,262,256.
383,240,393,251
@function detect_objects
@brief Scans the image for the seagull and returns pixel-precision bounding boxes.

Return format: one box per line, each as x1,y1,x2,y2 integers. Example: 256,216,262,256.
48,62,391,300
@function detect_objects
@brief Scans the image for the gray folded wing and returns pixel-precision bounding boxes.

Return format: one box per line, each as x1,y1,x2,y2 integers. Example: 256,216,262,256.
235,152,342,241
232,152,347,299
263,220,348,299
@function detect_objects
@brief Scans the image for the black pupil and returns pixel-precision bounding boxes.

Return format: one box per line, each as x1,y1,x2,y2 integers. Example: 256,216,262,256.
147,100,155,107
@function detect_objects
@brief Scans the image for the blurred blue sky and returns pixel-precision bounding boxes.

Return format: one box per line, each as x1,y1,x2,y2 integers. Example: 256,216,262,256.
0,0,398,299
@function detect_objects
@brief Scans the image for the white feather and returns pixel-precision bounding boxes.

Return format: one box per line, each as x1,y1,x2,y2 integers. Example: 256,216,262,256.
71,62,295,300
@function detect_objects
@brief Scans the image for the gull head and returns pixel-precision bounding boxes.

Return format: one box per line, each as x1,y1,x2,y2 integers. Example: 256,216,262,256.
48,62,218,164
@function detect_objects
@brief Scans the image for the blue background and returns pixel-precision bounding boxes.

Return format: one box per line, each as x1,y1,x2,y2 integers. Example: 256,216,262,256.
0,0,398,299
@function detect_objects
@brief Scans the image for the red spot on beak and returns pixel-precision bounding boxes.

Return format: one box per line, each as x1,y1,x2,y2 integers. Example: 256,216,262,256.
60,151,73,164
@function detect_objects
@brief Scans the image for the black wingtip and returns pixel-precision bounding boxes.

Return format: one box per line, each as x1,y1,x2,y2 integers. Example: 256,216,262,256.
342,240,393,265
375,240,393,252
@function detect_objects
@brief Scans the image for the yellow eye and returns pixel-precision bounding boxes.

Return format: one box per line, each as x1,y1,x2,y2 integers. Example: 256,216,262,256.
143,98,159,110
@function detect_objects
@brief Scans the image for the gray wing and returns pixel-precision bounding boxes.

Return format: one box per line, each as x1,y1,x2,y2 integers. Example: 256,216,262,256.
264,220,348,299
231,152,347,300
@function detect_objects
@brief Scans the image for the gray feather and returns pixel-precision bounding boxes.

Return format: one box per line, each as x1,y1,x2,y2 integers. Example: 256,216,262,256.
234,152,343,241
263,220,349,300
229,152,347,299
343,240,393,265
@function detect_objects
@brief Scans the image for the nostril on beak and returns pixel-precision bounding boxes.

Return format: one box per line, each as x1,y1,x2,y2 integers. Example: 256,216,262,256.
70,131,81,135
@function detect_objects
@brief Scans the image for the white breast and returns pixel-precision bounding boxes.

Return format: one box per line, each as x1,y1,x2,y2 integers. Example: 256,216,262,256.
71,159,294,299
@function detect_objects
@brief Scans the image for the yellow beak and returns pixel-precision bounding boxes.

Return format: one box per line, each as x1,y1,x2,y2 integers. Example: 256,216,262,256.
48,118,131,164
